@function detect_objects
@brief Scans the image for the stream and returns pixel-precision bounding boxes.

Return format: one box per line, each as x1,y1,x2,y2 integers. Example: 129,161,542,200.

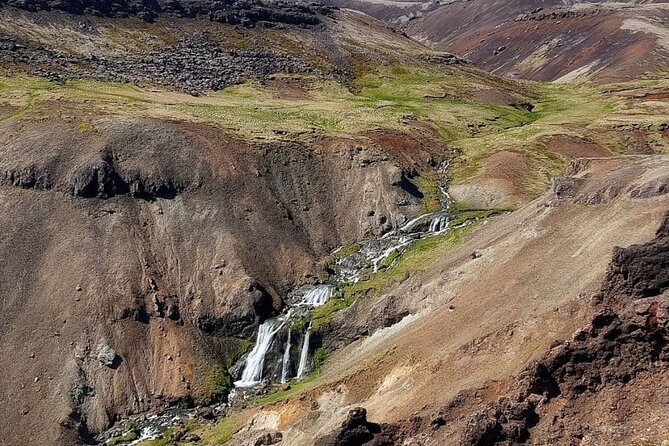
97,162,470,445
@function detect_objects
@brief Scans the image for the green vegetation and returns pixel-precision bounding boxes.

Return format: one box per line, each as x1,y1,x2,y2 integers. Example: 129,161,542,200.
312,209,498,332
2,67,668,201
334,242,362,260
195,414,241,445
136,428,174,446
253,373,320,406
290,316,308,333
205,363,233,400
413,175,441,213
311,291,356,332
313,347,329,373
107,431,139,446
377,249,400,270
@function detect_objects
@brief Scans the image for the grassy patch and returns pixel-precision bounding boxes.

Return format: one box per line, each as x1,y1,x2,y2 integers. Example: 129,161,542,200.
313,347,329,373
313,212,494,332
196,414,241,445
107,431,139,446
413,175,441,213
136,428,174,446
311,292,356,332
253,373,320,406
334,242,362,260
205,363,233,400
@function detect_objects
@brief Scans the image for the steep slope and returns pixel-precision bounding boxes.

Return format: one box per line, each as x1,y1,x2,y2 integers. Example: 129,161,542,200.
223,155,669,446
0,3,518,445
406,0,669,82
1,1,669,445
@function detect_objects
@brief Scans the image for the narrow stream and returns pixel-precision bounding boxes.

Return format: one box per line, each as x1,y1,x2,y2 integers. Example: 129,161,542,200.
97,161,474,445
230,161,457,388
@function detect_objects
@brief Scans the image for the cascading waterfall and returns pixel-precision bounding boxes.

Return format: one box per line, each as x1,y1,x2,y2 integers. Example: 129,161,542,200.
300,286,331,307
234,318,286,387
280,329,292,384
429,214,449,233
232,159,468,390
296,321,312,379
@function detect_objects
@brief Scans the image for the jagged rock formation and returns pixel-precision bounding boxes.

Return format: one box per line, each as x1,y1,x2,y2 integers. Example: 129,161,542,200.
461,211,669,445
0,0,331,26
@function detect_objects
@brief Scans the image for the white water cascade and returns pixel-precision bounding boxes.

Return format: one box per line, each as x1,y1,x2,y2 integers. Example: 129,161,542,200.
300,286,331,307
234,319,286,387
429,214,449,233
296,321,312,379
280,329,292,384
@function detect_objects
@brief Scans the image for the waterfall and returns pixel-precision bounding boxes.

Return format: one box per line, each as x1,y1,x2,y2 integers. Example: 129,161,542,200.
280,329,292,384
300,286,331,307
234,319,285,387
296,322,312,379
429,215,449,233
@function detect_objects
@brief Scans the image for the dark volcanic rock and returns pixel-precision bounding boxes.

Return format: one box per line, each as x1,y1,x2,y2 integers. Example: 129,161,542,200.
2,165,53,190
603,212,669,298
316,407,399,446
0,0,331,27
459,211,669,446
67,155,127,199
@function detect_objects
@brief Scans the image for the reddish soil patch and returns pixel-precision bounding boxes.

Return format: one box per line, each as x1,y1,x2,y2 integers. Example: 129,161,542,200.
484,150,528,181
468,88,525,108
366,130,454,168
545,135,610,159
265,79,311,100
640,92,669,100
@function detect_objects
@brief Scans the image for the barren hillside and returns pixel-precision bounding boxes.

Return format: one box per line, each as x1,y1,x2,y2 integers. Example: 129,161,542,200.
405,0,669,82
0,1,667,446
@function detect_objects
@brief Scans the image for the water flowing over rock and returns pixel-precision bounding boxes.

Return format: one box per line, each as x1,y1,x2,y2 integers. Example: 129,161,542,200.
280,329,292,384
235,316,290,388
297,321,313,379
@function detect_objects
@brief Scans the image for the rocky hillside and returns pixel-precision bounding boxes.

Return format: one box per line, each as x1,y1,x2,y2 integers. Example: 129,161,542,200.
1,1,668,445
227,155,669,446
405,0,669,82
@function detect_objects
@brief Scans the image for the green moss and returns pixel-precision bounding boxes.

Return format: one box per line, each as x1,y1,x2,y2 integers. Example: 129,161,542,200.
313,347,329,373
313,213,494,332
311,292,356,332
413,175,441,213
377,249,400,270
107,431,139,446
205,363,232,400
136,428,173,446
334,242,362,260
290,316,308,334
253,373,320,406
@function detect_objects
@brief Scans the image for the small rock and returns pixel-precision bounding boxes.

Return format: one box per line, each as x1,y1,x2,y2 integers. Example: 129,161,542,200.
75,285,82,292
183,433,201,442
34,377,39,383
96,343,118,367
196,406,215,420
470,250,483,259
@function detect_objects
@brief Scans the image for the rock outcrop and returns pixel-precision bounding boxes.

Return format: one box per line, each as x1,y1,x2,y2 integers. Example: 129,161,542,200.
0,0,332,27
461,211,669,445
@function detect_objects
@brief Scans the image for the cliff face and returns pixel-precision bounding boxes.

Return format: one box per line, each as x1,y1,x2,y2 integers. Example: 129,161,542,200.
229,155,669,446
0,115,432,443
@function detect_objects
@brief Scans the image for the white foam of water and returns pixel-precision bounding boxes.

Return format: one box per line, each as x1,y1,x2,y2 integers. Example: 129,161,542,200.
234,318,286,387
280,329,291,384
300,286,332,307
296,321,312,379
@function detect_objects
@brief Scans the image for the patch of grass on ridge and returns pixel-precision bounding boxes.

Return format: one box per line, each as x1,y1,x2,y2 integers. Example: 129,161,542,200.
312,211,498,332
